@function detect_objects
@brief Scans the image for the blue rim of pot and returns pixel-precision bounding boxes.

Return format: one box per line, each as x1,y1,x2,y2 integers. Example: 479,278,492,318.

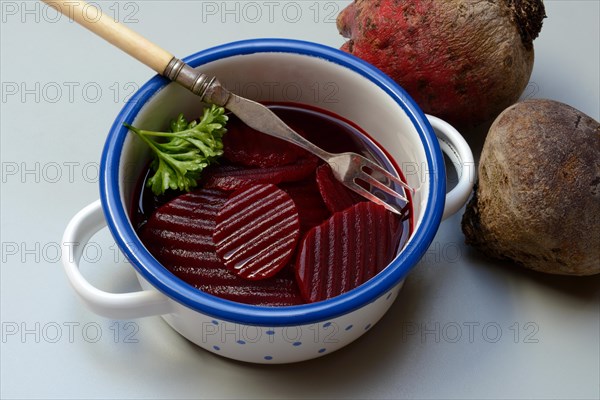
100,38,445,326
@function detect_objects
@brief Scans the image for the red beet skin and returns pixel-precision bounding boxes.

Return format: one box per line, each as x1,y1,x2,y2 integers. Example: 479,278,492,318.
214,184,301,280
295,202,402,303
337,0,545,130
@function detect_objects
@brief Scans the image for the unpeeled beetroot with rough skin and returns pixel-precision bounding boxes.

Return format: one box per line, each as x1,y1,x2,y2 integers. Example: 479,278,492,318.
462,99,600,276
337,0,546,129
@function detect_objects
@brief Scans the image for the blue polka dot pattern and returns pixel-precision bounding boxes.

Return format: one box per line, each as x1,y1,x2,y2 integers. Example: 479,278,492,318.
196,281,402,362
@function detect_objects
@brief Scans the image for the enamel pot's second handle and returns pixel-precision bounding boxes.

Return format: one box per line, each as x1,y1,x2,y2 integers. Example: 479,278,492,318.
61,200,172,319
425,115,475,220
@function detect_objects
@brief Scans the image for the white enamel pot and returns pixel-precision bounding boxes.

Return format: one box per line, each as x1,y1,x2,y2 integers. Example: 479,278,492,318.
62,39,474,364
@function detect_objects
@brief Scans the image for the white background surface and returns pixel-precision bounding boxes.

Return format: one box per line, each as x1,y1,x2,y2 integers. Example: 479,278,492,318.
1,1,599,399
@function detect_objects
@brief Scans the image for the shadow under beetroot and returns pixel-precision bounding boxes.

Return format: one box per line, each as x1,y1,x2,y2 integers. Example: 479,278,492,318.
463,245,600,302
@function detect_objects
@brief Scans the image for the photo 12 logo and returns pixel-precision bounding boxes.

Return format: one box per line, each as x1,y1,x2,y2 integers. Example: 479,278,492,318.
1,81,140,104
200,320,345,348
1,239,135,265
224,80,340,105
1,1,140,24
1,321,139,344
199,1,344,24
2,161,100,184
400,321,540,344
398,160,477,188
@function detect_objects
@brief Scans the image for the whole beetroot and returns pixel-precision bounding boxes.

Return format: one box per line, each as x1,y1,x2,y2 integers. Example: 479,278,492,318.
462,99,600,276
337,0,546,130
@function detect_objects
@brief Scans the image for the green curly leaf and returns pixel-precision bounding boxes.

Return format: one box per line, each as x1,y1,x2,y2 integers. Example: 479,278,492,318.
125,104,228,195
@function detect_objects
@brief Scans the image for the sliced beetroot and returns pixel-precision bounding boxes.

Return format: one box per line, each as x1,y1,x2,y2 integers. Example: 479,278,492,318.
280,178,331,236
316,163,364,213
223,117,309,167
140,188,303,306
168,264,304,306
202,156,318,191
295,202,402,303
139,188,229,269
213,184,301,280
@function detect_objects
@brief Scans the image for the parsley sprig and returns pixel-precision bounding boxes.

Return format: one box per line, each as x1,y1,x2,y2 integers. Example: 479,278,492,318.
125,104,227,195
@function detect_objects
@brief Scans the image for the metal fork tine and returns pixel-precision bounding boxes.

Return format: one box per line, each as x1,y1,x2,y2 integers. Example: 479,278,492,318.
355,171,409,203
345,180,403,215
360,159,414,193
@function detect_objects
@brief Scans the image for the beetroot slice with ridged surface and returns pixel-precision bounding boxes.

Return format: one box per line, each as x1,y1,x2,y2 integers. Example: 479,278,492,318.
223,117,309,167
140,188,303,306
315,163,363,213
280,178,331,237
168,264,304,306
295,202,402,303
214,184,301,280
202,156,318,191
139,188,229,270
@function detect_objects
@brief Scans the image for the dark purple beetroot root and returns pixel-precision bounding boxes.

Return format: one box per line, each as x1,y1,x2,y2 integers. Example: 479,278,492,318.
202,156,318,191
214,184,301,280
315,163,364,213
295,202,402,303
223,117,309,167
140,187,303,306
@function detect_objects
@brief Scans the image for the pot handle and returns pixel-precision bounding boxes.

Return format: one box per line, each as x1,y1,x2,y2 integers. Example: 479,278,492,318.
61,200,173,319
425,115,475,220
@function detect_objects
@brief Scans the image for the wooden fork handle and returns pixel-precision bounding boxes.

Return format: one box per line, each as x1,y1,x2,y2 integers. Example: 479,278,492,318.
42,0,174,75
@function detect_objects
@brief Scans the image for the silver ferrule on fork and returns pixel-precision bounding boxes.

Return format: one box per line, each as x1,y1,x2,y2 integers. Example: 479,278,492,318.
163,57,231,106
